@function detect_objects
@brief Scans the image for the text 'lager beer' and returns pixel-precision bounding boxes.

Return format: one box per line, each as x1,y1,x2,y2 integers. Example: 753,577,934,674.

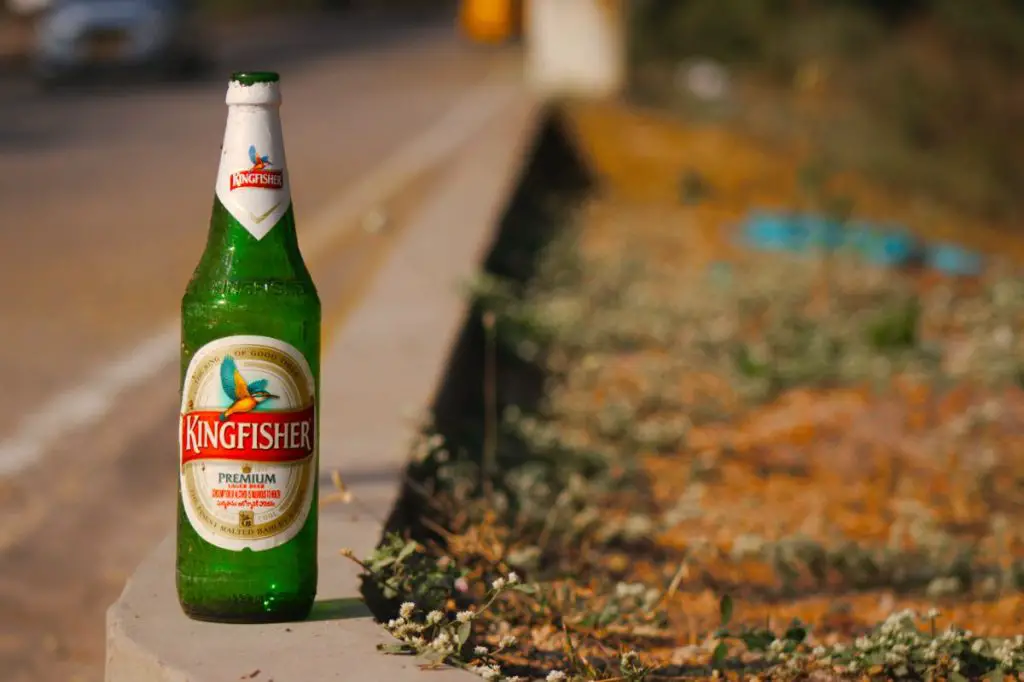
177,71,320,623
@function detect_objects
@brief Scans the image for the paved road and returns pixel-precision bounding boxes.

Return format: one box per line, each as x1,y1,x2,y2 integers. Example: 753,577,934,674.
0,11,516,682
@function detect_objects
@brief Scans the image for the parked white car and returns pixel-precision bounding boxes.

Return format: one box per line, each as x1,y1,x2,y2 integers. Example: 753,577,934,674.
7,0,53,16
31,0,210,87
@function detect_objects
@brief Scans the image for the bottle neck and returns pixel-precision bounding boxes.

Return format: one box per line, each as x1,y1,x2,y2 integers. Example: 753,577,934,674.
192,80,310,288
213,91,292,243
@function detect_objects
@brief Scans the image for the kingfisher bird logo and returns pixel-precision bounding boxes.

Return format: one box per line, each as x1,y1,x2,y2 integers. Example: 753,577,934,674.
230,145,284,191
219,354,279,421
248,145,272,171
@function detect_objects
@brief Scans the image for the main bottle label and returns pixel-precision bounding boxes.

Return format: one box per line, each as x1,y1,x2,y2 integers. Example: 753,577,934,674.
214,104,292,241
179,335,316,552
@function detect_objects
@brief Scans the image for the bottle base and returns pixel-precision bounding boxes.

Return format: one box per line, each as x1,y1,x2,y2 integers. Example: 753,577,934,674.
179,598,314,624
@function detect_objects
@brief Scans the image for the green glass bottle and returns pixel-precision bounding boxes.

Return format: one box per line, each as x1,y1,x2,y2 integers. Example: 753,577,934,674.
176,71,320,624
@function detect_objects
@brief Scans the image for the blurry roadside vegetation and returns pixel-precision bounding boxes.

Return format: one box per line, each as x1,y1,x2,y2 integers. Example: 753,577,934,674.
628,0,1024,222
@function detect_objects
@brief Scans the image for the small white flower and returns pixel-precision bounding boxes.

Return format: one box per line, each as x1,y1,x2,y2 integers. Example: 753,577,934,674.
492,577,507,591
469,665,502,681
427,610,444,625
457,610,474,623
621,649,643,670
430,631,453,652
972,639,987,654
614,582,646,599
500,635,517,648
546,672,567,682
507,571,520,585
475,645,489,656
506,677,525,682
926,608,941,619
399,602,415,619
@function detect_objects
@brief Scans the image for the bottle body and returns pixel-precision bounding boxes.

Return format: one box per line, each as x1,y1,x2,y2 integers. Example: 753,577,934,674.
177,72,320,624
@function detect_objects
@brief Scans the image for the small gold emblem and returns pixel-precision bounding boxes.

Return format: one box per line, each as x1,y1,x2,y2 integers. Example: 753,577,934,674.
239,510,254,527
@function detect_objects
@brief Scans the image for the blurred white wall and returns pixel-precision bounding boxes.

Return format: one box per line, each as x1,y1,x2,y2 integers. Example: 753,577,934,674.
525,0,626,98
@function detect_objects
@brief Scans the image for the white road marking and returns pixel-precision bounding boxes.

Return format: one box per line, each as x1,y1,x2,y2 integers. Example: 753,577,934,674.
0,72,518,477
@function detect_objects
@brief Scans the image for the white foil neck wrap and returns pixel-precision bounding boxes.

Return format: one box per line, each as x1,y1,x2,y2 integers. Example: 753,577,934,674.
214,78,291,241
225,79,282,107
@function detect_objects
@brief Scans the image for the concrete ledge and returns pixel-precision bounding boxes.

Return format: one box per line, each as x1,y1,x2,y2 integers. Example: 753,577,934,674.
105,88,542,682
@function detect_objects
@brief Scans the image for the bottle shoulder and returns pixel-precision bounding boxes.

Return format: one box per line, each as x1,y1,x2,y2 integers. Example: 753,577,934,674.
184,274,317,296
183,277,320,306
187,204,318,306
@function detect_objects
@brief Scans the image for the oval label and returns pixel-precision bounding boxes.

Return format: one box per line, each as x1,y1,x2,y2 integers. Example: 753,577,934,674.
179,335,316,552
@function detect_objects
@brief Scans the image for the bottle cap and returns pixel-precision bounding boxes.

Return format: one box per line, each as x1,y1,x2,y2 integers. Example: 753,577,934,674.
226,71,282,106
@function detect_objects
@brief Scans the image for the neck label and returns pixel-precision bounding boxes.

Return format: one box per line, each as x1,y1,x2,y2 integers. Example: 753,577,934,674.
215,103,291,241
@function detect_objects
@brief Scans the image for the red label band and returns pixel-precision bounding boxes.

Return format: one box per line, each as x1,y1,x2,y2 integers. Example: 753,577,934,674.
181,406,315,465
230,169,284,191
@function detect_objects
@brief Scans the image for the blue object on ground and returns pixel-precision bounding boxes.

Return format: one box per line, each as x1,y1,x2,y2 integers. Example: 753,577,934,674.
926,243,984,276
802,215,846,251
739,210,921,264
739,211,807,252
736,210,985,271
851,226,921,267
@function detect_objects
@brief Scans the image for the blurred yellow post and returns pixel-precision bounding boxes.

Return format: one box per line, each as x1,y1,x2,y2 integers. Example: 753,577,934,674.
459,0,524,45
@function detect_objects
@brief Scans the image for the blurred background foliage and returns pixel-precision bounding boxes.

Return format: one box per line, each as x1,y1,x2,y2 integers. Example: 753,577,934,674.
627,0,1024,221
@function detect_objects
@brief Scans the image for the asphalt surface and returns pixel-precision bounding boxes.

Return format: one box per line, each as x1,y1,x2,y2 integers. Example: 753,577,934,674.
0,11,515,682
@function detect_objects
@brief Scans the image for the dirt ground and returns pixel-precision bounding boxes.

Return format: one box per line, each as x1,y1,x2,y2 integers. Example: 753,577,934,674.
564,100,1024,642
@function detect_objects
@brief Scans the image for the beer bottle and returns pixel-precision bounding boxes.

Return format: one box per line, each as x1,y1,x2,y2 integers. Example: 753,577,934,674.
177,71,320,623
